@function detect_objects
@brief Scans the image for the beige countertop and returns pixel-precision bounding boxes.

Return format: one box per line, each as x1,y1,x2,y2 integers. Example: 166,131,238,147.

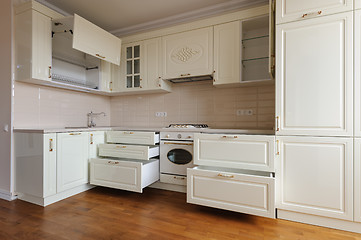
13,126,275,135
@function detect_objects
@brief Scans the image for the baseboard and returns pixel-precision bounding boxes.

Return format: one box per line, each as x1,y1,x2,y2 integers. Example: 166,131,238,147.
149,181,186,193
278,209,361,234
0,189,17,201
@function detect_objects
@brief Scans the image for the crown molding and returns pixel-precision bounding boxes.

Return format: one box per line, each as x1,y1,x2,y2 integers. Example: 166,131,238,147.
111,0,268,37
35,0,70,16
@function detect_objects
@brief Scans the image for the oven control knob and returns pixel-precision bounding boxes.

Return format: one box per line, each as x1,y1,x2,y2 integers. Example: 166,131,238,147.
177,134,182,139
187,136,192,139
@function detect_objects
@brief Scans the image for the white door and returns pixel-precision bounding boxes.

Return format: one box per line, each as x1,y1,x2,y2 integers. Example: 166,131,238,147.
276,12,353,137
162,27,213,79
43,134,57,197
276,136,353,220
355,138,361,223
88,131,105,159
213,21,241,86
354,10,361,137
276,0,352,24
57,132,89,192
72,14,121,65
143,38,162,90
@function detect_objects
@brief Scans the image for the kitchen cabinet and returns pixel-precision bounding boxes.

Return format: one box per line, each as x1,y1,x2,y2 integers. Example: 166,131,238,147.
98,61,123,92
276,136,353,221
194,133,275,172
187,166,275,218
357,0,361,9
276,12,353,137
120,38,171,93
72,14,121,65
355,10,361,137
15,133,57,199
98,144,159,160
14,3,59,82
57,132,89,192
88,131,105,159
355,138,361,223
106,131,160,145
276,0,353,24
90,158,159,193
162,27,213,80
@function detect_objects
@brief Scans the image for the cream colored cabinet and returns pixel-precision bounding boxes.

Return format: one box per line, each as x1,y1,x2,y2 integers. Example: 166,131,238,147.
72,14,121,65
57,132,89,192
194,133,275,172
187,166,275,218
355,138,361,223
357,0,361,9
276,0,353,24
276,136,353,221
162,27,213,79
15,133,57,200
88,131,105,159
98,61,123,92
355,10,361,137
122,41,144,90
90,158,159,193
276,12,353,137
106,131,160,145
14,4,59,82
98,144,159,160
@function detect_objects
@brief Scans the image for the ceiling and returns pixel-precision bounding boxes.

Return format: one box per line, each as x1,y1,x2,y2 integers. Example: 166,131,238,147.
37,0,267,36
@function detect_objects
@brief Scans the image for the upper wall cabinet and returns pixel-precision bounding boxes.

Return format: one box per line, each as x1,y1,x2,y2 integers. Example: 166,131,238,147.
162,27,213,80
276,0,353,24
276,12,353,137
72,14,121,66
213,14,274,87
120,38,171,93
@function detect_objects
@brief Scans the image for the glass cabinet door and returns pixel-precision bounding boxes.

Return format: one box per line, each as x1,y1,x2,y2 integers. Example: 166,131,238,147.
125,44,142,89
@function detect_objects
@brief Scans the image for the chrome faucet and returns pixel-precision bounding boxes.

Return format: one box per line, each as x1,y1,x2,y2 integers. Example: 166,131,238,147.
87,111,106,128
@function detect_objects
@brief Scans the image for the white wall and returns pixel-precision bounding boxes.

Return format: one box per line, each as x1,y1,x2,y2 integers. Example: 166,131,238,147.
0,0,14,199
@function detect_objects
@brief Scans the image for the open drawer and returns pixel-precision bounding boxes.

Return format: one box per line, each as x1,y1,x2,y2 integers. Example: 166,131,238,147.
90,158,159,193
194,133,275,172
98,144,159,160
106,131,160,145
187,166,275,218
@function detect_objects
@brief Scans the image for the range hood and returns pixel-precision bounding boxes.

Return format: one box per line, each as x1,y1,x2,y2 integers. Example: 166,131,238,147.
166,74,214,83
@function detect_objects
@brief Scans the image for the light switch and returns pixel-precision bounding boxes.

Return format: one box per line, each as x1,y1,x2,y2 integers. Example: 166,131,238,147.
3,124,9,132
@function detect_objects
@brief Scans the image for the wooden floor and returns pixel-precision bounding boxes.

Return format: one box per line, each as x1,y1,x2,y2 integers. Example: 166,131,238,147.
1,187,361,240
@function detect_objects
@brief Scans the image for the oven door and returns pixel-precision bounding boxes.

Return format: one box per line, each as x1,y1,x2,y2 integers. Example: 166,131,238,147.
160,141,194,175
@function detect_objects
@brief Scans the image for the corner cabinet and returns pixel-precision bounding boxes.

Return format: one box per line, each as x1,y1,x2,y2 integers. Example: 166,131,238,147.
276,0,353,24
57,132,89,192
276,136,353,221
276,12,353,137
162,27,213,79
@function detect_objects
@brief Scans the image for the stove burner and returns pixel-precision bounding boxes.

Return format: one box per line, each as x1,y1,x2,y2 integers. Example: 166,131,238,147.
167,124,209,129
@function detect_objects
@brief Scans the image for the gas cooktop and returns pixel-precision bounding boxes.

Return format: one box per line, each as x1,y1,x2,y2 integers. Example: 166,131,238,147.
166,124,209,129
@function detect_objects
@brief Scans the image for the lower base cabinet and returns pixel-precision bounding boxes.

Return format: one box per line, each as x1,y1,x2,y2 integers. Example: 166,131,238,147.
187,166,275,218
276,136,353,221
90,158,160,193
355,138,361,223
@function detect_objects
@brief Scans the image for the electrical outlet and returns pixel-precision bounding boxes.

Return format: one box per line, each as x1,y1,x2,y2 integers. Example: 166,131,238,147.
155,112,167,117
236,109,253,116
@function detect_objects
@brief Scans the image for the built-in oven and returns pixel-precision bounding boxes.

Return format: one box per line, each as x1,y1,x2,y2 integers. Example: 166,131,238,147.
160,131,195,186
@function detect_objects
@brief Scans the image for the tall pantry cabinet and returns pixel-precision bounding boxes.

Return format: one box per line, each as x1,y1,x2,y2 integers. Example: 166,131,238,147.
275,0,361,231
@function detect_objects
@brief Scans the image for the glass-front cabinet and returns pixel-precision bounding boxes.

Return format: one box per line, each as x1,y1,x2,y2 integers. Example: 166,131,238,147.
124,43,142,89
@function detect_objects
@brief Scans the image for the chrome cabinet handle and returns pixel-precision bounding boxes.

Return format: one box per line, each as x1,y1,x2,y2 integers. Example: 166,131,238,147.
163,142,193,146
302,11,322,18
217,173,234,178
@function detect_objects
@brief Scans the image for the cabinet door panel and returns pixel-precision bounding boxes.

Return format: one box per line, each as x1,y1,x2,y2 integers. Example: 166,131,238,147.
57,132,89,192
354,10,361,137
43,134,57,197
276,136,353,220
162,27,213,79
276,12,353,136
88,131,105,159
143,38,162,90
355,138,361,222
276,0,352,24
213,21,240,86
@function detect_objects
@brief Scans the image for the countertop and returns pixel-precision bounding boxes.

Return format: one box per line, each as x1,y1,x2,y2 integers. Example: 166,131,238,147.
13,126,275,135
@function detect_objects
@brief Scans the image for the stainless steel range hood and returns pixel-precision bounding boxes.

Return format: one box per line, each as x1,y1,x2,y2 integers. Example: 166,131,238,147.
166,74,213,83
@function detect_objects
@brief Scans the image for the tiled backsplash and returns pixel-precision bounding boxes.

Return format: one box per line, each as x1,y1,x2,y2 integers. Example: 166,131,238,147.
111,81,275,129
13,82,111,128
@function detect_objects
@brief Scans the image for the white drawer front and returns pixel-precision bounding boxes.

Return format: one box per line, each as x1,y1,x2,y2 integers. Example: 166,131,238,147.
98,144,159,160
106,131,159,145
90,158,159,193
194,133,275,172
187,167,275,218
